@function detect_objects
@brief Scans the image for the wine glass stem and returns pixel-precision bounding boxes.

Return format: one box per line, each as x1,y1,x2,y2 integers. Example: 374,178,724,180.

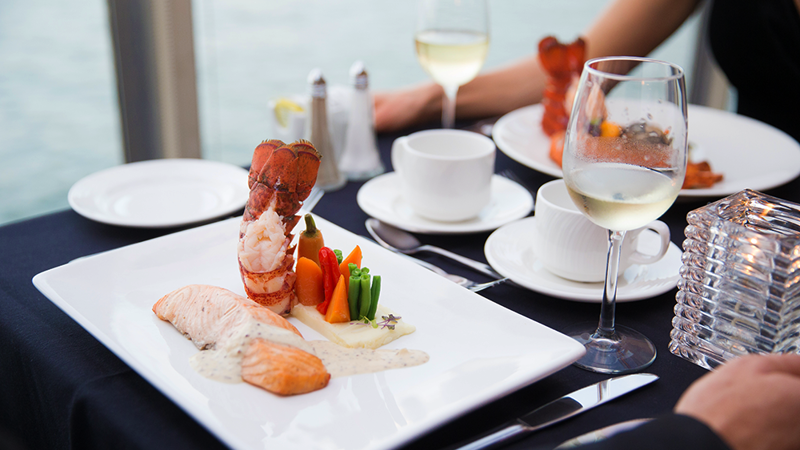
442,85,458,129
596,229,626,338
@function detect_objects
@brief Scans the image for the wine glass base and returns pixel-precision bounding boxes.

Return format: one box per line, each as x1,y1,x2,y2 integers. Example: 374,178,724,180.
565,323,657,374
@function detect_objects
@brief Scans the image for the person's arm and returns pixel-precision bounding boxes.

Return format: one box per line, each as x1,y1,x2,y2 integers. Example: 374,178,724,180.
674,354,800,450
569,414,731,450
570,354,800,450
374,0,701,133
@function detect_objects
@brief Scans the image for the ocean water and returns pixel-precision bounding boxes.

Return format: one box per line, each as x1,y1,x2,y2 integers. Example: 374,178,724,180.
0,0,700,226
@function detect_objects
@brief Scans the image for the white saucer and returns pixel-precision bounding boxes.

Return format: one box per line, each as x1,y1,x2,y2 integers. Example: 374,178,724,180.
484,217,682,302
357,172,534,234
68,159,250,228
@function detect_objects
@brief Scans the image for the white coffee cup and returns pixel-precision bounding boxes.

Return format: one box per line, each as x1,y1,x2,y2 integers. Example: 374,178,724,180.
391,129,496,222
534,179,671,282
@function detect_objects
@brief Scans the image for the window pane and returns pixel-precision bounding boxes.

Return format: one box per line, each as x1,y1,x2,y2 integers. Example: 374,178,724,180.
0,1,122,225
193,0,699,166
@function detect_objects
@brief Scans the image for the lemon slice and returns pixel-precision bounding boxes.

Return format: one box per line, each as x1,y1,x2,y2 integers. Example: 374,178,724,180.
273,98,304,128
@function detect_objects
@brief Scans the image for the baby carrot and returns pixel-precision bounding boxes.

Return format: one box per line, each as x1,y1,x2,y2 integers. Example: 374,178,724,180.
298,214,324,266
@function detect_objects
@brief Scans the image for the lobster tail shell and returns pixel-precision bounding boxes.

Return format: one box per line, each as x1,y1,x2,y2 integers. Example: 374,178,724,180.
538,36,585,77
290,140,322,201
538,36,586,137
259,145,299,190
259,146,301,217
249,139,284,189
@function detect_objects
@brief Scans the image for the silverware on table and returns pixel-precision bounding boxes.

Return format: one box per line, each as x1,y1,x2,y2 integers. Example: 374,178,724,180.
364,222,507,293
397,251,506,292
366,218,504,279
452,373,659,450
462,276,509,292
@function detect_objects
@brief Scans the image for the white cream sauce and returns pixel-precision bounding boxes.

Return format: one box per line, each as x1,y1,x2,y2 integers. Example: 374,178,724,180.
309,341,429,378
189,316,428,383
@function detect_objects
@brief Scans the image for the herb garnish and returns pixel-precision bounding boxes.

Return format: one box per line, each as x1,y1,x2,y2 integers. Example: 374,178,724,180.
347,314,401,330
378,314,401,330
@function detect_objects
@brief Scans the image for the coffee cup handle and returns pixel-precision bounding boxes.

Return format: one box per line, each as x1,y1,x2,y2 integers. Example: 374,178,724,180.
390,137,408,175
629,220,671,265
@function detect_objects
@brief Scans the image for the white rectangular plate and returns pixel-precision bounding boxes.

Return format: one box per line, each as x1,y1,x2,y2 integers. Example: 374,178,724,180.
33,216,585,450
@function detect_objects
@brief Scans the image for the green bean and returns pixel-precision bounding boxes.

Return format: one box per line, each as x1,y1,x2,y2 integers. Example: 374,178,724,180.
334,249,343,264
348,276,360,320
366,275,381,320
359,273,371,319
348,263,360,278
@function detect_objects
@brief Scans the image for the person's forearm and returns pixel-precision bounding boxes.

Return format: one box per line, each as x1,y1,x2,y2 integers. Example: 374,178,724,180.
584,0,701,59
454,56,545,120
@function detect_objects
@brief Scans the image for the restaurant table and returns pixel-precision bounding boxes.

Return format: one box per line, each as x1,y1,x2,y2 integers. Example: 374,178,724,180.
3,123,798,450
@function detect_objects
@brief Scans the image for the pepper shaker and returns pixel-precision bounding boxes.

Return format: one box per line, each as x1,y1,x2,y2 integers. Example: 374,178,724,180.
306,68,346,191
338,61,384,180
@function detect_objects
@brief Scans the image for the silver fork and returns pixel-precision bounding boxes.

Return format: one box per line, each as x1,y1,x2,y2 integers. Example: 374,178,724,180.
463,277,509,292
363,234,508,293
403,254,509,293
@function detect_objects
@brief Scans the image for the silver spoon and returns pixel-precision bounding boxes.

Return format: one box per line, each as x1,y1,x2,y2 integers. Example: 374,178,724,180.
366,218,505,279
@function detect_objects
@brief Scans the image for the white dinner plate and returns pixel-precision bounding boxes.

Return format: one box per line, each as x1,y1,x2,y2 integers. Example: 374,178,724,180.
484,217,682,302
68,159,250,228
492,104,800,198
33,216,584,450
357,172,534,234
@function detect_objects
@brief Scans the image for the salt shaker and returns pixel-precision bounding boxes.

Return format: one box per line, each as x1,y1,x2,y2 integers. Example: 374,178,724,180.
338,61,384,180
305,68,346,191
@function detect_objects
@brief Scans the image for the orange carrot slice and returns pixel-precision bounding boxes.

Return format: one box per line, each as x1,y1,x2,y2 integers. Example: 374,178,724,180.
324,275,350,324
338,245,363,283
296,257,324,306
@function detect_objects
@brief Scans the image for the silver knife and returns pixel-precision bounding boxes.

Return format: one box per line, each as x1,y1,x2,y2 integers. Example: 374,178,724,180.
454,373,659,450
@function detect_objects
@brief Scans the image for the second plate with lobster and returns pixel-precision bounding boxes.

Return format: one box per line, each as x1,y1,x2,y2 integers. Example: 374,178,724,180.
492,104,800,199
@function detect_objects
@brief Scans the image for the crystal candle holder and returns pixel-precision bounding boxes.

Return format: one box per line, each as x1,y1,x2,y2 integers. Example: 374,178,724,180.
669,189,800,370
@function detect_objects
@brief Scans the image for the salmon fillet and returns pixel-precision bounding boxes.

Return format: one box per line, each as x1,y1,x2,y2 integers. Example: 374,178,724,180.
152,284,301,349
153,284,330,395
241,339,330,396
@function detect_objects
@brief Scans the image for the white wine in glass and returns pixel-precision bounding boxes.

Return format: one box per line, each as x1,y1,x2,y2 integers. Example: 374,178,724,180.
415,0,489,128
562,56,688,374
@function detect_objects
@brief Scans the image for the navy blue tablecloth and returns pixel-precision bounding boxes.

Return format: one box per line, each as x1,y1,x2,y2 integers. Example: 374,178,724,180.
3,126,795,450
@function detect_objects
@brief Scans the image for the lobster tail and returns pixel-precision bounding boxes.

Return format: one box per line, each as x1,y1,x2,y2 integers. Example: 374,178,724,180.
238,140,322,314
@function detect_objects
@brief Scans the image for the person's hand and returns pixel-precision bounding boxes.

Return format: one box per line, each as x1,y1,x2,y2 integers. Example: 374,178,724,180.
674,353,800,450
373,83,441,133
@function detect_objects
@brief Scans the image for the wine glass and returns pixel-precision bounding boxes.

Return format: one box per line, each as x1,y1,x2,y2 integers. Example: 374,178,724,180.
415,0,489,129
561,56,688,373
